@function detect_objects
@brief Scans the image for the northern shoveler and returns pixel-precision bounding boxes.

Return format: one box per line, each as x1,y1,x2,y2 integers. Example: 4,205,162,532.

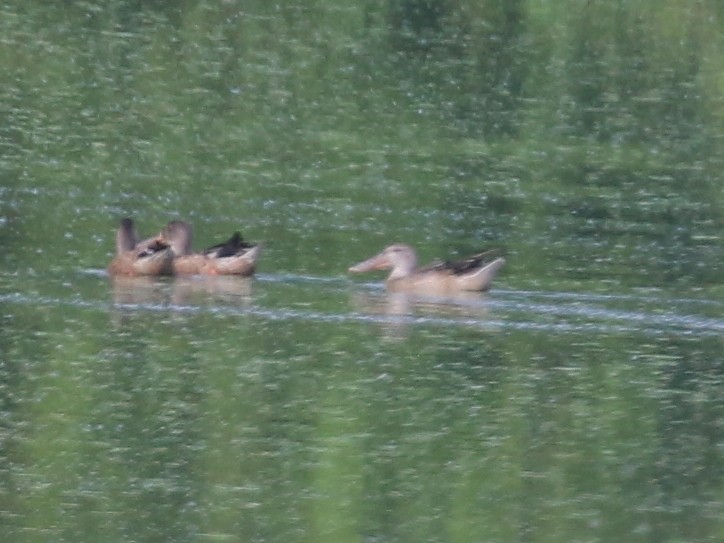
107,218,174,277
159,220,260,276
349,244,505,293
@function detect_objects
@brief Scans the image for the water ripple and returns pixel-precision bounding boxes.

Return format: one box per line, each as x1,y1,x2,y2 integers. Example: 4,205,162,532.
1,286,722,338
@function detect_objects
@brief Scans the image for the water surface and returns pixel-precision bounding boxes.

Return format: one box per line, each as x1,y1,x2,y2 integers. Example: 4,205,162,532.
1,1,722,542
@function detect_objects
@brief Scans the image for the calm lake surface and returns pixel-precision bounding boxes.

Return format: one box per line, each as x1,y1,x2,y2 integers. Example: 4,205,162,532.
1,2,722,542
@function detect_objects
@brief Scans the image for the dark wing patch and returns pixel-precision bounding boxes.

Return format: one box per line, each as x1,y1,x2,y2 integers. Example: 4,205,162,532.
204,232,256,258
443,249,503,276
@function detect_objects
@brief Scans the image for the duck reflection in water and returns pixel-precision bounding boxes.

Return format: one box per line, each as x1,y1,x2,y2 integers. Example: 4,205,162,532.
350,288,498,339
110,274,254,308
348,244,505,337
108,218,258,312
170,275,253,305
110,275,171,306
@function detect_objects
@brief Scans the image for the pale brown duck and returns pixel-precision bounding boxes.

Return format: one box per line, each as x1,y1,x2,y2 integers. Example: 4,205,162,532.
349,244,505,294
107,218,174,277
159,220,260,276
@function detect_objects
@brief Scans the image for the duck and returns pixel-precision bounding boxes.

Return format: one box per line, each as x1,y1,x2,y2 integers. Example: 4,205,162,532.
107,218,174,277
348,244,505,293
159,220,260,276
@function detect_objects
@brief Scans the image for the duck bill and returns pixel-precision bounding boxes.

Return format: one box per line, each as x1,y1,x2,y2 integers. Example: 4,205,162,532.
348,253,390,273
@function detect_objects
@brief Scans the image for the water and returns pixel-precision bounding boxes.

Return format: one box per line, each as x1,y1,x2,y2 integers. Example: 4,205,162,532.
1,2,723,542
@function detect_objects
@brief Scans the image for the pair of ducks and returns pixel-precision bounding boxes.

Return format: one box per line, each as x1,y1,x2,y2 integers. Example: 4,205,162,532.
108,218,259,277
108,219,506,293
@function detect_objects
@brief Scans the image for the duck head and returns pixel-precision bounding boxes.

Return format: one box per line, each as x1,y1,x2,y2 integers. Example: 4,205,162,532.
160,220,194,256
116,218,140,254
349,244,418,281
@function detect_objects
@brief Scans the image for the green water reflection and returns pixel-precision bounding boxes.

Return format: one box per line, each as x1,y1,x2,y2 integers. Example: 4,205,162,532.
1,1,722,542
2,276,722,542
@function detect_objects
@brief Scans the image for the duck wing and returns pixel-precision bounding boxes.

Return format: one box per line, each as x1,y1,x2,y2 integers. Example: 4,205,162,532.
203,232,256,258
441,249,503,276
137,238,170,258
